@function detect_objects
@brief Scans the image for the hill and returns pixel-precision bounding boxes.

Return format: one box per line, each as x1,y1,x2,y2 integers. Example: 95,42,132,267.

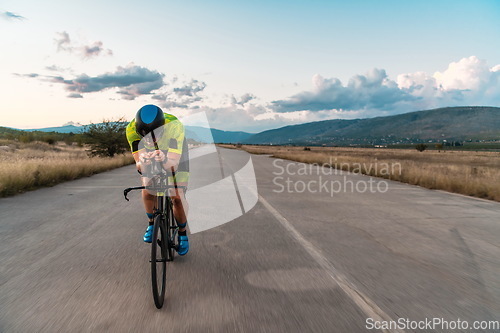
185,126,253,143
243,106,500,145
24,125,84,134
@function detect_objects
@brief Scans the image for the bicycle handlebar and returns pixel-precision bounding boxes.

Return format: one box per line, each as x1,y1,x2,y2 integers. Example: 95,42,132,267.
124,186,144,201
123,184,187,201
140,155,165,174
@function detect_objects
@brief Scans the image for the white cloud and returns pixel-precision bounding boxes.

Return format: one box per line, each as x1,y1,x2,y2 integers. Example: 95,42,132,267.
194,104,288,132
398,56,500,108
162,56,500,131
63,121,83,126
55,31,72,52
20,64,165,100
270,56,500,117
82,41,113,59
230,93,256,106
173,97,342,132
433,56,492,90
271,68,417,113
186,56,500,131
152,78,207,108
54,31,113,59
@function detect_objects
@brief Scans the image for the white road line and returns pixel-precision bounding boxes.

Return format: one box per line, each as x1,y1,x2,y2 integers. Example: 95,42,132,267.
259,194,405,333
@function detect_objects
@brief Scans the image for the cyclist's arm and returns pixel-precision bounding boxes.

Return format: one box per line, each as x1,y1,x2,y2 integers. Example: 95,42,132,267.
163,152,180,172
132,151,142,173
161,120,184,172
134,149,154,174
126,121,144,174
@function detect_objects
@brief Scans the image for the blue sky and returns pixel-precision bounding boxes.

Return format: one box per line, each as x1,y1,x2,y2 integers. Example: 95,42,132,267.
1,0,499,131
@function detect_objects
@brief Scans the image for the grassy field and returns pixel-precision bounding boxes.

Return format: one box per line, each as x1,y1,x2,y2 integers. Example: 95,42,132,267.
224,145,500,202
0,140,134,197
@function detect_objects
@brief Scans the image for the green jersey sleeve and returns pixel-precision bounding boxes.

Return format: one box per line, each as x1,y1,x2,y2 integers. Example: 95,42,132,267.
162,117,185,155
125,119,142,153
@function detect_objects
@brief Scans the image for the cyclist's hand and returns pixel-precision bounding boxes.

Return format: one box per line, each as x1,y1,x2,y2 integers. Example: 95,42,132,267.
153,150,166,162
139,151,153,165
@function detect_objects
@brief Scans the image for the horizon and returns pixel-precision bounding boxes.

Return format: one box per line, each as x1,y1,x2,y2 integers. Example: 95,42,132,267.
8,105,498,134
1,1,500,132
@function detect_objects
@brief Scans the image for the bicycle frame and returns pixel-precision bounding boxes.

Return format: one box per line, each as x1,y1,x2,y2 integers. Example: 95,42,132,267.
123,149,187,309
124,169,187,240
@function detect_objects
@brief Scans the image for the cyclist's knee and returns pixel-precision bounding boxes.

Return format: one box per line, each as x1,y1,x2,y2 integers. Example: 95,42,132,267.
171,189,185,204
142,189,155,199
171,195,182,205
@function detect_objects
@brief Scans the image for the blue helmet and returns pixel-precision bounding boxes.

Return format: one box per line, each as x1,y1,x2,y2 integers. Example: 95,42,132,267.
135,105,165,137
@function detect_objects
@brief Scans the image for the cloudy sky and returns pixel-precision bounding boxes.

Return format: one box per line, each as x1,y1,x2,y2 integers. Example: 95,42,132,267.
1,0,499,132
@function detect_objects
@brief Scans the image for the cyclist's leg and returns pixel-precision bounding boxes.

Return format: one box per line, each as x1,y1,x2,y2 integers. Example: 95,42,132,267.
142,189,156,215
141,176,158,214
171,186,189,255
142,178,157,242
171,187,188,231
168,171,189,231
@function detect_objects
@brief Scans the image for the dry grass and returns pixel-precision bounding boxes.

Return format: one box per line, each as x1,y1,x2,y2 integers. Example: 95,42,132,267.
0,141,134,197
223,145,500,202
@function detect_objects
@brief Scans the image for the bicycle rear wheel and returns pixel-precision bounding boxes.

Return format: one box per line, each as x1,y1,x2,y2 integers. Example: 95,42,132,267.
151,215,167,309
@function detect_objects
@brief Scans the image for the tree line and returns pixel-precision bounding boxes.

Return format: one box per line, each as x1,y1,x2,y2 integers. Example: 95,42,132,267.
0,118,129,157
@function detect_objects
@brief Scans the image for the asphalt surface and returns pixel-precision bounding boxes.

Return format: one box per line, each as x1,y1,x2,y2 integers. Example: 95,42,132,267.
0,147,499,332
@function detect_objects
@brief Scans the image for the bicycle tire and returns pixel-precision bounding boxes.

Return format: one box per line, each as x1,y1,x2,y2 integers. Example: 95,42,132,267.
166,198,176,262
151,215,167,309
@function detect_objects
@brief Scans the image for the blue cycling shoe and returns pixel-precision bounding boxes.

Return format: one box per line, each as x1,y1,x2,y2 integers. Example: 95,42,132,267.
143,225,153,243
177,235,189,256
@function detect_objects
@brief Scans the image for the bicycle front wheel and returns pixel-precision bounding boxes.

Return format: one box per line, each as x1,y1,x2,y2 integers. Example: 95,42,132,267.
166,198,176,262
151,215,167,309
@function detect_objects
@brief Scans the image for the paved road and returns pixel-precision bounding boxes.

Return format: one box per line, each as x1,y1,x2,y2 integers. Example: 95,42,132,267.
1,147,499,332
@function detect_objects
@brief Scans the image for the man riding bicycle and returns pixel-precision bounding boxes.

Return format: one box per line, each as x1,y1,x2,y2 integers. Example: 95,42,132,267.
126,104,190,255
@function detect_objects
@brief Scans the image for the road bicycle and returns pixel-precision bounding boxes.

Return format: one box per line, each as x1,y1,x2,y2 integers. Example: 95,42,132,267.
124,157,186,309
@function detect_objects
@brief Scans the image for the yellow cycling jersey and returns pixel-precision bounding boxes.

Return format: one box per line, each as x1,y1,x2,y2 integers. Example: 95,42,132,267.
126,113,185,155
126,112,189,184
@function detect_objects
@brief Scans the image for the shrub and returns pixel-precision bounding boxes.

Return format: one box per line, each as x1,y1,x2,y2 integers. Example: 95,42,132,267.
44,136,56,145
19,133,34,143
415,143,427,152
24,141,61,152
81,117,129,157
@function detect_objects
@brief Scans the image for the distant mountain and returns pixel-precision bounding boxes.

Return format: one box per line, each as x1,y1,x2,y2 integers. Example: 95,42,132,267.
7,106,499,145
0,126,25,136
243,107,500,145
0,126,77,142
211,128,254,143
185,126,253,143
25,125,84,134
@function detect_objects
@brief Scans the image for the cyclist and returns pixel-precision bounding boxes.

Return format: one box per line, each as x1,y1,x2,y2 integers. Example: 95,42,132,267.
126,104,190,255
